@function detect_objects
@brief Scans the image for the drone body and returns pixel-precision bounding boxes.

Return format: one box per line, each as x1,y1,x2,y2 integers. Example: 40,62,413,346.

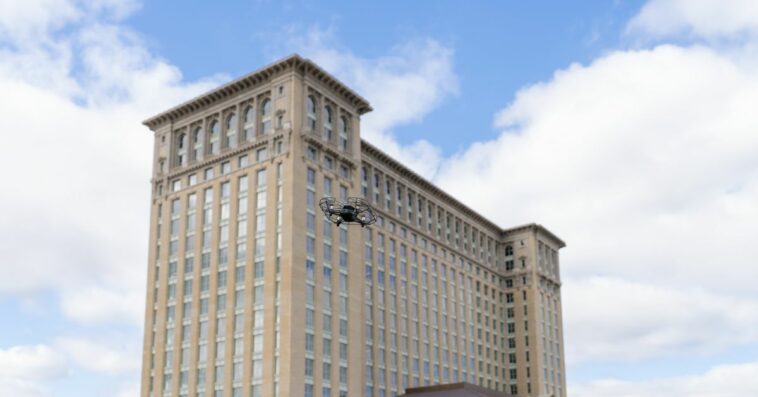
319,197,377,227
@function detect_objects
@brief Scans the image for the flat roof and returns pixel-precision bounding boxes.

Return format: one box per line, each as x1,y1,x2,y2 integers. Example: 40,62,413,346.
399,382,514,397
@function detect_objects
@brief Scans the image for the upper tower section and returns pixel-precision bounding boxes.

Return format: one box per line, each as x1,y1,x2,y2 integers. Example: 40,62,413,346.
143,54,372,185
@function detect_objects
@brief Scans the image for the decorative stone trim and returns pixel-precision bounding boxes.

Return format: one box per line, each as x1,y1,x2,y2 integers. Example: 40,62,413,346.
143,54,372,129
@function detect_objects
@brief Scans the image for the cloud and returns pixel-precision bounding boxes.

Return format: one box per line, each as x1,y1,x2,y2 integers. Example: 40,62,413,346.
627,0,758,40
0,0,80,40
572,360,758,397
57,337,140,375
0,2,223,394
0,345,67,397
0,341,138,396
265,25,458,178
0,345,67,381
437,43,758,295
115,382,140,397
0,0,223,326
563,277,758,363
433,28,758,364
60,287,144,325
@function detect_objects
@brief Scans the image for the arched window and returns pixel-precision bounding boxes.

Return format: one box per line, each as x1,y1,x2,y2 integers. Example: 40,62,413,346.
339,116,349,151
209,120,220,155
505,245,513,256
176,132,187,166
323,105,333,141
306,96,317,131
192,127,203,161
243,106,255,140
225,113,237,148
260,99,272,134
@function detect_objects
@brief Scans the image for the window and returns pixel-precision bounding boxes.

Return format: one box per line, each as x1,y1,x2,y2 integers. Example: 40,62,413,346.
323,105,333,141
226,113,237,148
306,96,317,131
176,132,187,166
243,106,255,140
306,146,317,161
307,168,316,187
192,127,204,161
505,245,513,256
209,120,220,155
339,116,349,151
256,148,268,162
261,99,272,134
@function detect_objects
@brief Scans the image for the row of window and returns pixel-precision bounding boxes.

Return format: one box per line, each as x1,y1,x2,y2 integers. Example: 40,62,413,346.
149,165,284,396
306,95,350,151
173,99,273,168
168,91,354,173
302,166,533,396
360,160,497,266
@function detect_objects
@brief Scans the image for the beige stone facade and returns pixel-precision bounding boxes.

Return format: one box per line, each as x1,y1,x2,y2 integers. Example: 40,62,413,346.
140,55,567,397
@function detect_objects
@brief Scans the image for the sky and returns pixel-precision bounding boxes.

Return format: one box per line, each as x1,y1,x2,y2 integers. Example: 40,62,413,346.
1,0,757,396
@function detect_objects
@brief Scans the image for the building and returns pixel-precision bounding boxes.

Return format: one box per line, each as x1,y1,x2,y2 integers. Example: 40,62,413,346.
399,382,513,397
140,54,567,397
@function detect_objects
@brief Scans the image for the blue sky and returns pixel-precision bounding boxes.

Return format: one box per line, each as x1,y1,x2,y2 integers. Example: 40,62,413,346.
1,1,758,396
131,0,645,153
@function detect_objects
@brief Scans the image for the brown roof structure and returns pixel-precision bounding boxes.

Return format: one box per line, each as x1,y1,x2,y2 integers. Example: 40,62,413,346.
399,383,515,397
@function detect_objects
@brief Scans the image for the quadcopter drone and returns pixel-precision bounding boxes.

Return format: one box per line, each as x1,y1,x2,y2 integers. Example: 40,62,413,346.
319,197,377,227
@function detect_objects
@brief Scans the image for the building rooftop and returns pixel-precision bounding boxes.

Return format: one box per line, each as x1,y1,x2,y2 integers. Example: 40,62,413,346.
363,140,566,247
142,54,373,129
399,382,515,397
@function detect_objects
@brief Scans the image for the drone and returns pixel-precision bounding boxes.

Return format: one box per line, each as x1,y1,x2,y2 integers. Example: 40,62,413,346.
319,197,377,227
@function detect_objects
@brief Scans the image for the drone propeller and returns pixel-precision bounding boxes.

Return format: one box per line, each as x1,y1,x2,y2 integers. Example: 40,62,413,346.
319,196,377,227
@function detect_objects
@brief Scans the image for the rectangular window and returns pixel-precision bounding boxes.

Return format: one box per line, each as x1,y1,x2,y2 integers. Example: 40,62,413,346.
256,148,268,162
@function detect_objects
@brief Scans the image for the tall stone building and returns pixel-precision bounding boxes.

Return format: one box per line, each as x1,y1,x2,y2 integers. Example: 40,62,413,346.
140,55,567,397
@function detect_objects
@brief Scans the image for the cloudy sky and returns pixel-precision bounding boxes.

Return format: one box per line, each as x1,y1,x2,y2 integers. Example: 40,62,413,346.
1,0,758,396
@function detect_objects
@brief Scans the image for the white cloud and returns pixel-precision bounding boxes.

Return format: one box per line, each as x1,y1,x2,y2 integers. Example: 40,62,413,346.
437,44,758,296
628,0,758,39
60,287,144,325
433,22,758,364
266,25,458,178
57,337,140,375
0,345,66,381
0,0,80,40
0,3,221,394
0,0,223,331
115,382,140,397
572,360,758,397
0,345,67,397
564,277,758,363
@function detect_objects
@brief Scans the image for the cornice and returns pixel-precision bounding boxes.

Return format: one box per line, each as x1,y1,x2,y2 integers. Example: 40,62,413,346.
502,223,566,248
361,139,503,235
361,140,566,249
143,54,373,130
